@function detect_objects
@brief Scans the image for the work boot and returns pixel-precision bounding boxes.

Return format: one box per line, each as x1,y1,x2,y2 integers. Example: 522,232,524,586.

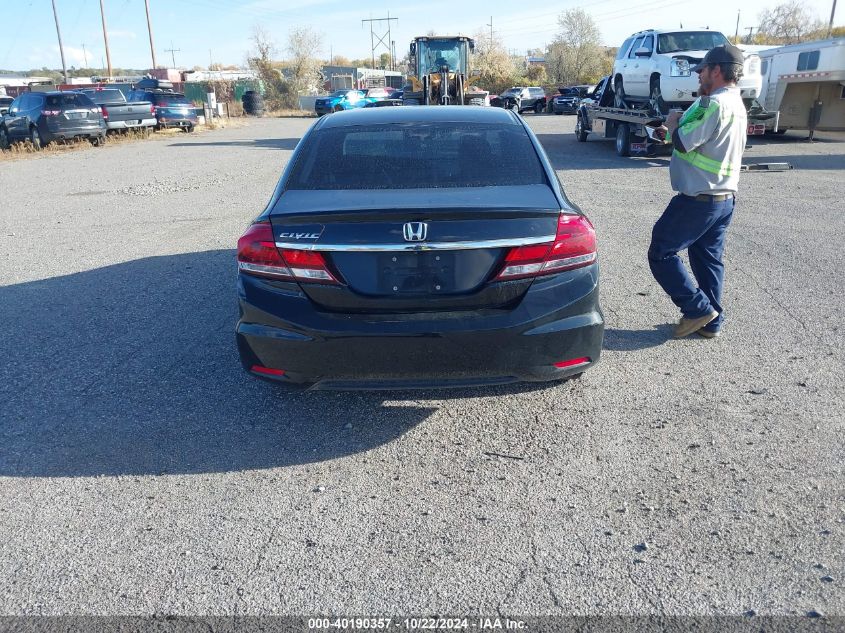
673,310,718,338
697,327,722,339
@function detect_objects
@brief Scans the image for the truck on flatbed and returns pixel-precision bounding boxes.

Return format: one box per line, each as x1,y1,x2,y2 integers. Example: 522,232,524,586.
76,88,156,132
575,76,777,156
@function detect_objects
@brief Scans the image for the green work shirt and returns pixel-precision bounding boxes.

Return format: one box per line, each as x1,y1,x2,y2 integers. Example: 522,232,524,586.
670,86,747,196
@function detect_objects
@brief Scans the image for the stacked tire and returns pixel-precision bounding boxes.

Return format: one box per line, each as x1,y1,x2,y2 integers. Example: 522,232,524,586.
242,90,265,117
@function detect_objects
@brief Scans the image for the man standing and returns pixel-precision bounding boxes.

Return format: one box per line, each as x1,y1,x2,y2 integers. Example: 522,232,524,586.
648,44,747,338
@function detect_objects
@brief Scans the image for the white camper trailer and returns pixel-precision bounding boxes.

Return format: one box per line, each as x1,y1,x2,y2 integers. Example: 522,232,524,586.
757,38,845,134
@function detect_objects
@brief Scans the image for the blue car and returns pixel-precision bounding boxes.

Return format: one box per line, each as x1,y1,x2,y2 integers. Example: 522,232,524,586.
314,90,366,116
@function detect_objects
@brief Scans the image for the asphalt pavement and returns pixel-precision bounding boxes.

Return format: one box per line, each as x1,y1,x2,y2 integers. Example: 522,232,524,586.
0,115,842,621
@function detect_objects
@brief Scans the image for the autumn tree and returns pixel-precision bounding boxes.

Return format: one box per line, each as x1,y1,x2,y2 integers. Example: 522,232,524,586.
247,25,290,109
546,9,604,85
471,27,519,93
757,1,824,44
286,26,323,97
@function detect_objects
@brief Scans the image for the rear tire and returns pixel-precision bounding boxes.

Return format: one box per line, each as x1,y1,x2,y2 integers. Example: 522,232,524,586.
183,124,194,133
510,103,519,113
0,127,9,150
90,135,104,147
613,77,626,109
30,127,43,150
615,123,631,157
533,101,543,114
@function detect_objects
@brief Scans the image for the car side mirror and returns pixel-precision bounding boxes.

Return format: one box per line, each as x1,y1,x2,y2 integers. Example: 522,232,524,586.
634,47,651,57
8,108,17,115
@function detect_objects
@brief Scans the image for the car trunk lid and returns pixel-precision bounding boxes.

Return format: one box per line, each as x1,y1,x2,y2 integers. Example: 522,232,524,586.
268,185,562,313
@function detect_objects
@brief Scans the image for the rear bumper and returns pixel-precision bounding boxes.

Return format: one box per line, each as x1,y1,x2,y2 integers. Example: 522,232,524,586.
157,115,197,127
554,102,578,113
41,122,106,142
107,118,157,130
236,264,604,390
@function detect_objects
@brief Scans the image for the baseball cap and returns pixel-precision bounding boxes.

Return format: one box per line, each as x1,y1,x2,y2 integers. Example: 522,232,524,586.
692,44,745,72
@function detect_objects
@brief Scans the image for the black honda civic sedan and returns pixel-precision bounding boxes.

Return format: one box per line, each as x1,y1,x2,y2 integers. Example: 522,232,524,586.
236,106,603,390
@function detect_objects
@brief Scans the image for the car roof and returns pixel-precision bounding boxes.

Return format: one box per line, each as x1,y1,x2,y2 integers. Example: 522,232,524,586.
316,105,519,129
627,28,723,36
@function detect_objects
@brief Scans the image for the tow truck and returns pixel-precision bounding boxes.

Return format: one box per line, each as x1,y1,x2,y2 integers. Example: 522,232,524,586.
575,76,777,156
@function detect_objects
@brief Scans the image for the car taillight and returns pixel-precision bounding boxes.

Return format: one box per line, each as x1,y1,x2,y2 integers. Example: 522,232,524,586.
41,109,62,116
100,105,108,119
236,222,340,285
237,222,292,279
495,213,596,281
278,248,339,284
150,104,156,115
157,101,167,107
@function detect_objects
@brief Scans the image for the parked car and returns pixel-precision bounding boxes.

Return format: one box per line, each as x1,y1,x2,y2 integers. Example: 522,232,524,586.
363,99,403,107
133,77,174,91
314,90,367,116
361,87,393,103
577,77,611,108
0,96,13,116
235,106,603,389
552,85,594,114
612,28,762,112
127,89,197,131
77,88,156,132
491,87,547,114
0,91,106,150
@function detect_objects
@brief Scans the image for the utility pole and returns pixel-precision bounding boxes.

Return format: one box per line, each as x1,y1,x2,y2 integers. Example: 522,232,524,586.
82,43,88,68
165,42,180,69
362,13,398,70
735,10,741,40
144,0,158,69
209,49,213,70
51,0,69,84
829,0,838,38
487,16,493,47
99,0,113,79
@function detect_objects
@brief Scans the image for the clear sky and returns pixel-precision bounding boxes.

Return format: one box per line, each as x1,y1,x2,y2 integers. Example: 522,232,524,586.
1,0,839,72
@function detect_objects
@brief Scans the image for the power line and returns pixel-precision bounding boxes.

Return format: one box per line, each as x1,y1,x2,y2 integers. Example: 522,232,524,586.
362,13,398,70
165,41,180,68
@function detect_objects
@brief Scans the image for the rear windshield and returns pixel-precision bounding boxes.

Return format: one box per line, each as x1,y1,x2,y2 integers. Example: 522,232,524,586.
152,93,190,104
82,89,124,103
46,94,95,108
287,122,548,190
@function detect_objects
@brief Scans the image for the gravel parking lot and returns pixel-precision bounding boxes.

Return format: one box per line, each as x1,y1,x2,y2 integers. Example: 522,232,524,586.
0,114,842,622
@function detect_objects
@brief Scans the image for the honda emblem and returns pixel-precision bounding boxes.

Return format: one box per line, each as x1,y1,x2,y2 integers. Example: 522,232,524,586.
402,222,428,242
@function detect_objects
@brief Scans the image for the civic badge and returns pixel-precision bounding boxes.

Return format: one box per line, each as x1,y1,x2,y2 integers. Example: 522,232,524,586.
402,222,428,242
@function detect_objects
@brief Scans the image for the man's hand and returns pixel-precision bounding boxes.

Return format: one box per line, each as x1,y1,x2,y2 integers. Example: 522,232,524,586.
650,125,669,142
665,110,683,135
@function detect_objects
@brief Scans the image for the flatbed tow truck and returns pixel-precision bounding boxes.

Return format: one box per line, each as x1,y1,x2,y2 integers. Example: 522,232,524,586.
575,76,778,156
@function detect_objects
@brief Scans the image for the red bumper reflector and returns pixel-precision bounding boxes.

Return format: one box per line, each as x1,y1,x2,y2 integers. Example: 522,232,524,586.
251,365,285,376
554,357,590,369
